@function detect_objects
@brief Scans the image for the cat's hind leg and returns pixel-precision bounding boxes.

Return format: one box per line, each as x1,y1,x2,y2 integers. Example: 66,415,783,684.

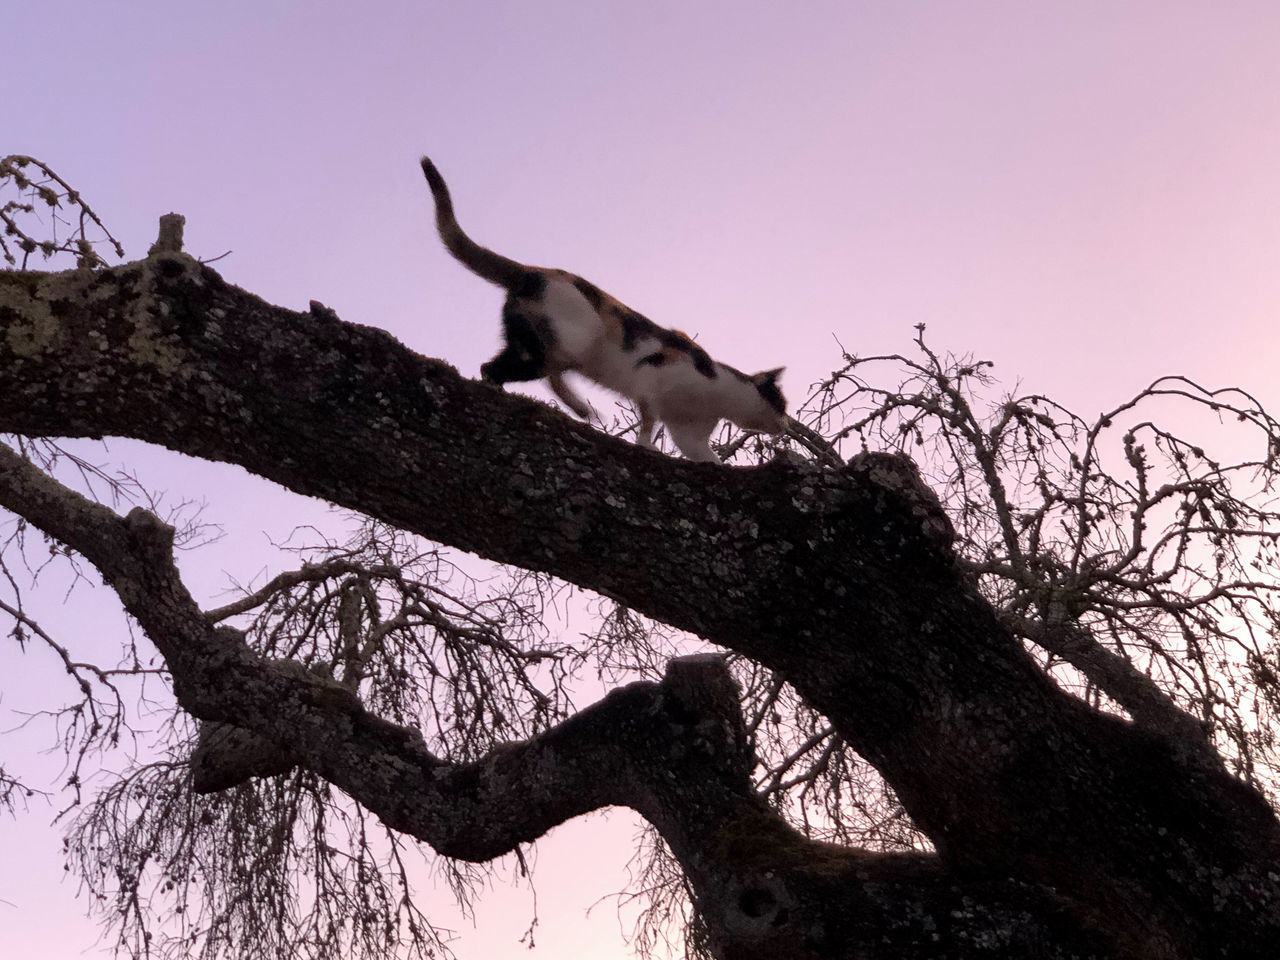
481,347,542,384
482,306,549,384
547,373,593,420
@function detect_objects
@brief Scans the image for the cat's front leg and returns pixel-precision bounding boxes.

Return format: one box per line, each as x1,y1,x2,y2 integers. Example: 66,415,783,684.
666,420,721,463
636,401,658,450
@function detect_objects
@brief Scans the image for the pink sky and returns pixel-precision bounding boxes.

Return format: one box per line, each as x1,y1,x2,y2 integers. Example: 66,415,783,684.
7,2,1280,958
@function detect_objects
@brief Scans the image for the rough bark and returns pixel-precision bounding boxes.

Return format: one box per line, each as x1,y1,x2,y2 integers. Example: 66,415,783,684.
1,246,1278,959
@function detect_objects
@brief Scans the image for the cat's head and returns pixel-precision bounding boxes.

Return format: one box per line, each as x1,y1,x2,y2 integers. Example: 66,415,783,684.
744,367,788,433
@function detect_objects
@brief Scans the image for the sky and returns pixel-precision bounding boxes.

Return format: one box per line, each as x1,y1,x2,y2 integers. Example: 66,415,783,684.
6,1,1280,958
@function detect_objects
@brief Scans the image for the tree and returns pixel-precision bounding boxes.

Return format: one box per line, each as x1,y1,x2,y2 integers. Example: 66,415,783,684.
2,160,1279,959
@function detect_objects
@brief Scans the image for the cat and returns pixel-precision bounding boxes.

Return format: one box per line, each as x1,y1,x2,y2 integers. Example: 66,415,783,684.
420,156,787,462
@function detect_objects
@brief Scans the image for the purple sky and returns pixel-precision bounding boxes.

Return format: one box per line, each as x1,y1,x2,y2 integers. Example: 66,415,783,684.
7,2,1280,958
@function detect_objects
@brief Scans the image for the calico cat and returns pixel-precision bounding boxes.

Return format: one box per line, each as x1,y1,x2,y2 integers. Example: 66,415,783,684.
420,156,787,462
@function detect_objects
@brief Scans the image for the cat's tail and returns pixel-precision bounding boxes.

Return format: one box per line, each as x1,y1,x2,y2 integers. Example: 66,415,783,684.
420,156,533,290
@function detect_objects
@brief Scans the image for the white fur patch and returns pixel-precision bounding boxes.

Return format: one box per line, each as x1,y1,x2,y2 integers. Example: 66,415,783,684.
642,361,783,435
537,278,603,360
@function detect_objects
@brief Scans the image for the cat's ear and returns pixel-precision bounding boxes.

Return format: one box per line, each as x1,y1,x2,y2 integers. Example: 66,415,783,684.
752,367,785,384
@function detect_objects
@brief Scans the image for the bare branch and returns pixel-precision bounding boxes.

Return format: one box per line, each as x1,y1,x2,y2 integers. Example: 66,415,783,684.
0,155,123,268
797,330,1280,795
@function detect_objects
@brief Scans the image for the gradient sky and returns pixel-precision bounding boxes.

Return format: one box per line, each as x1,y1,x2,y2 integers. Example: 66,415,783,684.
7,2,1280,958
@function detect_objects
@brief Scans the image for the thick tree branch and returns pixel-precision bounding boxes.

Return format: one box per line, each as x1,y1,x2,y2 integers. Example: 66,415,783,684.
0,445,1107,956
998,608,1213,752
3,248,1280,957
0,439,638,858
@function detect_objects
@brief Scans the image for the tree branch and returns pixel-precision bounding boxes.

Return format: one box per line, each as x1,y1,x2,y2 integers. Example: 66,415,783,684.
0,444,1111,956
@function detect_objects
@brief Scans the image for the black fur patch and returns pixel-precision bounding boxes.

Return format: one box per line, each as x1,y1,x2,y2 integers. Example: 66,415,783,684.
483,300,552,384
721,365,787,415
756,377,787,416
680,339,717,379
568,275,606,310
515,271,549,300
618,310,654,350
619,311,717,379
